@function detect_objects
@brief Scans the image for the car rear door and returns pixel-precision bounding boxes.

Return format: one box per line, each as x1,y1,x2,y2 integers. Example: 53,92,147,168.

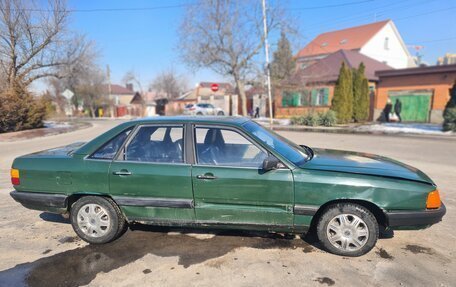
108,124,195,223
191,125,294,229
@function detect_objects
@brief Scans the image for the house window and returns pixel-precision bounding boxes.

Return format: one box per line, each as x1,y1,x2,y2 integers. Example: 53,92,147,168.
311,88,329,106
384,37,389,50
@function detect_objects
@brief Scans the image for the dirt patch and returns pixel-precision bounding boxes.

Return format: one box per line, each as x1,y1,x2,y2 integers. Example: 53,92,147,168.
403,245,435,255
142,269,152,274
0,227,314,287
42,249,52,255
376,248,394,260
58,236,80,244
314,277,335,285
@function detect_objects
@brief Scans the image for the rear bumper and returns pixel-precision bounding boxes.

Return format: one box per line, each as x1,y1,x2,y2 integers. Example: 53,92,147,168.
386,203,446,228
10,190,68,213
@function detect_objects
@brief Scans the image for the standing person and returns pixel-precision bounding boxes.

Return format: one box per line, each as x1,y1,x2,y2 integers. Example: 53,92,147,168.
254,106,260,118
394,99,402,122
383,98,393,122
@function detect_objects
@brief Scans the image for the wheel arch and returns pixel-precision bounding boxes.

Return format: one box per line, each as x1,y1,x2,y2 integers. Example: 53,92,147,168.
310,199,388,229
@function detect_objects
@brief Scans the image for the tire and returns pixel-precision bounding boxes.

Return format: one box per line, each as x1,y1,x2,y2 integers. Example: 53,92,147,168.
196,112,203,115
217,111,224,116
70,196,126,244
316,203,378,256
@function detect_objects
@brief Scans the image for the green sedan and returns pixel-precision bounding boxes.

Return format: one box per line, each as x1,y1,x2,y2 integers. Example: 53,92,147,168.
10,117,445,256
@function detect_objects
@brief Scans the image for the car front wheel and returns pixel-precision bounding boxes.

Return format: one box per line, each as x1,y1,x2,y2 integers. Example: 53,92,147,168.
70,196,126,244
316,203,378,256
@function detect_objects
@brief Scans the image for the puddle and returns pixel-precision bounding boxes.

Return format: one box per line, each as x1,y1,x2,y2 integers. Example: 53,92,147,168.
0,226,316,287
314,277,335,286
376,248,394,260
403,245,434,255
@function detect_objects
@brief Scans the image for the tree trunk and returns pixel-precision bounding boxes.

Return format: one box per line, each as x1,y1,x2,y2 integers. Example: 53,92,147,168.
234,76,247,116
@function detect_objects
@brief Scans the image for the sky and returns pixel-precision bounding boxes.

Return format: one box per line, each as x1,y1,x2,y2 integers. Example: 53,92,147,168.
60,0,456,91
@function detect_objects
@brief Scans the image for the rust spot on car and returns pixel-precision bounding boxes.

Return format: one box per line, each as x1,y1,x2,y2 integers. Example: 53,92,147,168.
376,248,394,259
314,277,335,286
403,244,434,255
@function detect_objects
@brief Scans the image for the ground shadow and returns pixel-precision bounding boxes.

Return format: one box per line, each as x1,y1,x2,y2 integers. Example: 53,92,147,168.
0,225,316,287
39,212,70,224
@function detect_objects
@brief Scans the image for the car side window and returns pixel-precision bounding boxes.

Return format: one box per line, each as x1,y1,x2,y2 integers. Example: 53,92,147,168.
90,127,133,160
195,127,267,168
125,126,184,163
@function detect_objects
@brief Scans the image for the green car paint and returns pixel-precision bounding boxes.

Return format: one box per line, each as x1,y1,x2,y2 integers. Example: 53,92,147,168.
10,117,445,233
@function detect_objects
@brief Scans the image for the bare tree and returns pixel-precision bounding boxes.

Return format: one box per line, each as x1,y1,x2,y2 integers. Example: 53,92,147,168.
122,70,144,95
76,66,107,117
0,0,89,91
178,0,289,115
150,69,187,99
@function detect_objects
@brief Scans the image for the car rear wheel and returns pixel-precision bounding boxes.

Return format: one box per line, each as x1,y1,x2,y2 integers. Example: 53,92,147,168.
316,203,378,256
70,196,126,244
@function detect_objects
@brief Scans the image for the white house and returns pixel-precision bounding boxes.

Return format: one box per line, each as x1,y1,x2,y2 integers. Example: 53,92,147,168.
296,20,415,69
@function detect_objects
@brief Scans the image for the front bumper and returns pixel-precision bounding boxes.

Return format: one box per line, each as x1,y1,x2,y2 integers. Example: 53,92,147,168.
386,203,446,228
10,190,68,213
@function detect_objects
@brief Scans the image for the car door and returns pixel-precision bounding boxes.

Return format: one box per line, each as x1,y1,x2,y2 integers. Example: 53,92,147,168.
191,125,294,228
109,124,195,223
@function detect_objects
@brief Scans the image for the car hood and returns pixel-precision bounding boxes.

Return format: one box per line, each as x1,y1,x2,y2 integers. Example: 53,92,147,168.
301,148,434,185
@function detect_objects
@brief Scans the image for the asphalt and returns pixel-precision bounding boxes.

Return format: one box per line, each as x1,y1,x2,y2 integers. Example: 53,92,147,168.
0,120,454,287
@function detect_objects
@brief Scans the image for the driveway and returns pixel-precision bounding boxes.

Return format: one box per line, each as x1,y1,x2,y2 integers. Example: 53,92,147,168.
0,120,454,286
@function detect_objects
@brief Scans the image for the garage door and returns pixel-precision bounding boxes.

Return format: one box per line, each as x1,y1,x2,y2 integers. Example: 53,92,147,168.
389,91,432,122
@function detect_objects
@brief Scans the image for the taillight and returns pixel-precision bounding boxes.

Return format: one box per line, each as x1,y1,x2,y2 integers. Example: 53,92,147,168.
426,189,441,209
11,168,20,185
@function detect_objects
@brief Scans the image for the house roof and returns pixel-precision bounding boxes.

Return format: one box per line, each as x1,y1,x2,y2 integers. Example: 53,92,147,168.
296,20,390,59
285,49,392,85
199,82,234,91
103,84,135,95
376,63,456,77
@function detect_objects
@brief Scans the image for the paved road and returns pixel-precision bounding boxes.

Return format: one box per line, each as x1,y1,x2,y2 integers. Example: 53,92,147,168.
0,120,454,287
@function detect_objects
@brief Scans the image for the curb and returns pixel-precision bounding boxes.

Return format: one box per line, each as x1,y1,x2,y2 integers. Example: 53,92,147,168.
270,125,456,139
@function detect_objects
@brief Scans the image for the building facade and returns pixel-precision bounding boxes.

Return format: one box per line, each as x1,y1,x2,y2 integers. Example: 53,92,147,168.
295,20,415,70
375,64,456,123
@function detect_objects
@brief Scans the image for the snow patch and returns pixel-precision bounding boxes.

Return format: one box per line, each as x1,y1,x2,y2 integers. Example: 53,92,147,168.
355,123,452,135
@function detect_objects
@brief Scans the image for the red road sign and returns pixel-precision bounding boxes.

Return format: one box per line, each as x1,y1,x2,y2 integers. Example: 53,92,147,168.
210,83,219,92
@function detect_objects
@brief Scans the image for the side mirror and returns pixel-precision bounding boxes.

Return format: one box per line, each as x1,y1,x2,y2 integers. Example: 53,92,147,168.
262,155,279,171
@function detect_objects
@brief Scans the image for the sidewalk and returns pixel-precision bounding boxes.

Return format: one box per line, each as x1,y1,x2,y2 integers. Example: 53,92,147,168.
0,120,92,142
253,118,455,138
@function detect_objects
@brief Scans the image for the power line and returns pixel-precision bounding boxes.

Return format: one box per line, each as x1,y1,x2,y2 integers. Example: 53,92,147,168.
288,0,374,11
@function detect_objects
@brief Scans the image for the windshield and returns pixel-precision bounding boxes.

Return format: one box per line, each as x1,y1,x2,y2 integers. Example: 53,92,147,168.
242,121,310,167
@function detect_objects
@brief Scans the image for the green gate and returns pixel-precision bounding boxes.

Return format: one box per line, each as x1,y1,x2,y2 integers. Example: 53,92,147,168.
389,91,432,122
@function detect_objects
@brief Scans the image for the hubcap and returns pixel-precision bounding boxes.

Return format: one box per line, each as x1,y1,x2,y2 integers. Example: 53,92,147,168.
77,204,111,238
326,214,369,252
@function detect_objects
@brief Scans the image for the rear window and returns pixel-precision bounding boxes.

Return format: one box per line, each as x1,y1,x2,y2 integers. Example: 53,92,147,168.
90,127,133,160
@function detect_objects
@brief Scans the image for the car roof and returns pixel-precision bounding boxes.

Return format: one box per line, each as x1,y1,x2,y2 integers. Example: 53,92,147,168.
131,116,250,126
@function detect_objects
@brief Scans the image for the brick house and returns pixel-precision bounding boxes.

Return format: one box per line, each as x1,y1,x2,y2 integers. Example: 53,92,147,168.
375,64,456,123
275,49,391,118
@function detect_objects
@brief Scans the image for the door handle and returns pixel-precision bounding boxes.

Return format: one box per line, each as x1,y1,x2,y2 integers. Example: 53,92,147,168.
113,170,132,176
196,174,217,180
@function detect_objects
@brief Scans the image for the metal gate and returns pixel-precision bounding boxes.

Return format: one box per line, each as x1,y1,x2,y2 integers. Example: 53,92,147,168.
389,90,432,122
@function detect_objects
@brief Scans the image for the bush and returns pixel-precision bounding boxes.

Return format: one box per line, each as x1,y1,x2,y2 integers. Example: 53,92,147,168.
443,81,456,132
291,111,337,127
0,89,47,133
319,110,338,127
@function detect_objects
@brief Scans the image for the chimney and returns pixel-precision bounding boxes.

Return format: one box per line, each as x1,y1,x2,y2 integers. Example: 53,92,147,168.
126,83,133,91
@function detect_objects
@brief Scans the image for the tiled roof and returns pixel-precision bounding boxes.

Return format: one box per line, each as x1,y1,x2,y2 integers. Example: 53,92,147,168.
102,84,135,95
285,49,392,85
296,20,390,58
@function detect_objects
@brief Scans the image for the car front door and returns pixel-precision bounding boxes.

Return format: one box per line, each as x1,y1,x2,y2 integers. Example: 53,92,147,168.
191,125,294,229
108,124,195,223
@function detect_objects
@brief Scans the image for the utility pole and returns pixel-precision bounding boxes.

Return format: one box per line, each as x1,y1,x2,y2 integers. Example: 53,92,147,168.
262,0,274,129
